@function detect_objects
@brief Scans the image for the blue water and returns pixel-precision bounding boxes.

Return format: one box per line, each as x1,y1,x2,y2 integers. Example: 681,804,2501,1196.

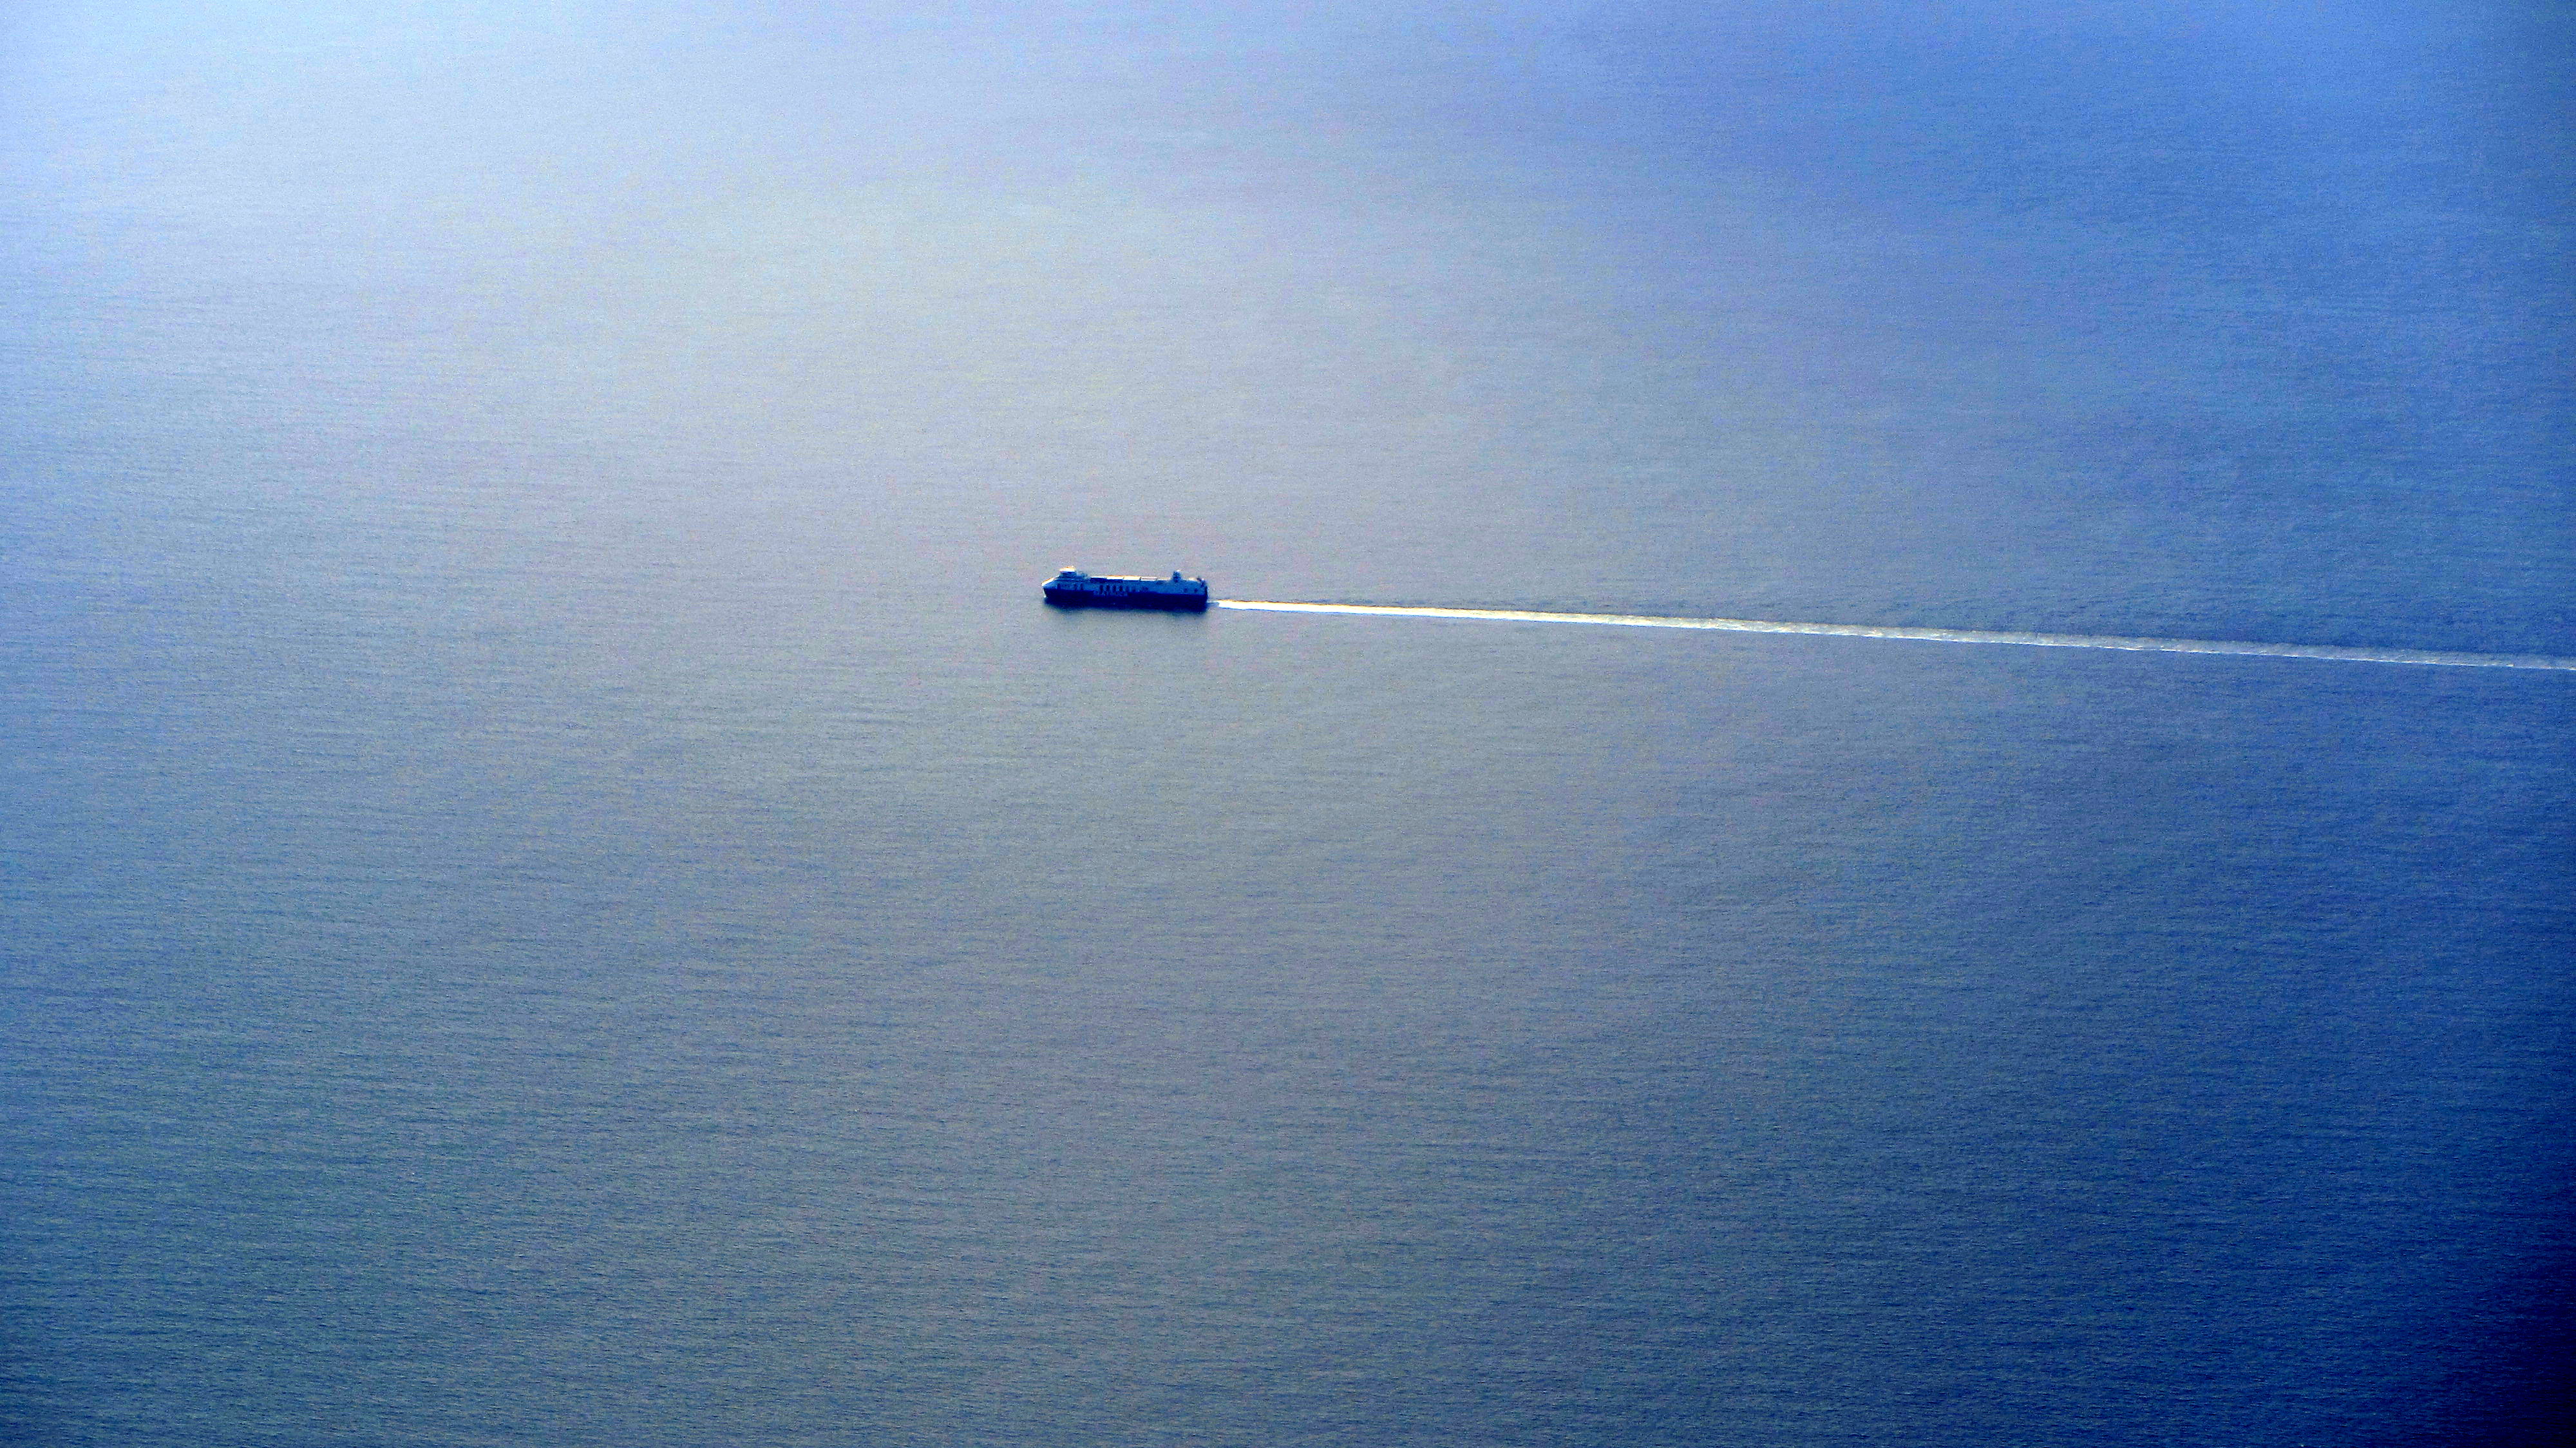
4,3,2570,1444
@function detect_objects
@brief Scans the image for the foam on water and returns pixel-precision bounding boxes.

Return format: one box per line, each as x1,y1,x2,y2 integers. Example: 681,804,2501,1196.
1216,601,2576,671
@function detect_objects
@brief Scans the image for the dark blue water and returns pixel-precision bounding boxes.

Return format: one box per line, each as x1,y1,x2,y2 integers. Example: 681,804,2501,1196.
5,3,2569,1444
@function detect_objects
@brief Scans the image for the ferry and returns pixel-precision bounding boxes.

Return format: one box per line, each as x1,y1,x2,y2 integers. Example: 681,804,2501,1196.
1042,569,1211,612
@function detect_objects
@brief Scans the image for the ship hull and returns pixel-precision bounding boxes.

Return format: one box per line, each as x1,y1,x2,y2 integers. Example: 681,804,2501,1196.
1044,587,1209,612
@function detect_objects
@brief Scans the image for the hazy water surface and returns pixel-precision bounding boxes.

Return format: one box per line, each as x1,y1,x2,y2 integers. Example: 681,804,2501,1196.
3,3,2570,1445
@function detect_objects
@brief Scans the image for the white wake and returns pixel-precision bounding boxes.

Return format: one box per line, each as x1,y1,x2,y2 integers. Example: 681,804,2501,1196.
1214,601,2576,672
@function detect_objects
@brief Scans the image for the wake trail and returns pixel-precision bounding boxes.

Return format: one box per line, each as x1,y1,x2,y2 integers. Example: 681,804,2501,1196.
1214,601,2576,672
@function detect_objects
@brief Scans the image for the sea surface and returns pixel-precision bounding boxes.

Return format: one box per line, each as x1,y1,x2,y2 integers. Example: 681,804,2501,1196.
3,3,2570,1445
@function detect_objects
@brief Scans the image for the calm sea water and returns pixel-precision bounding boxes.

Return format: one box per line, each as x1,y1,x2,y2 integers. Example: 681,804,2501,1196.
4,3,2569,1444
